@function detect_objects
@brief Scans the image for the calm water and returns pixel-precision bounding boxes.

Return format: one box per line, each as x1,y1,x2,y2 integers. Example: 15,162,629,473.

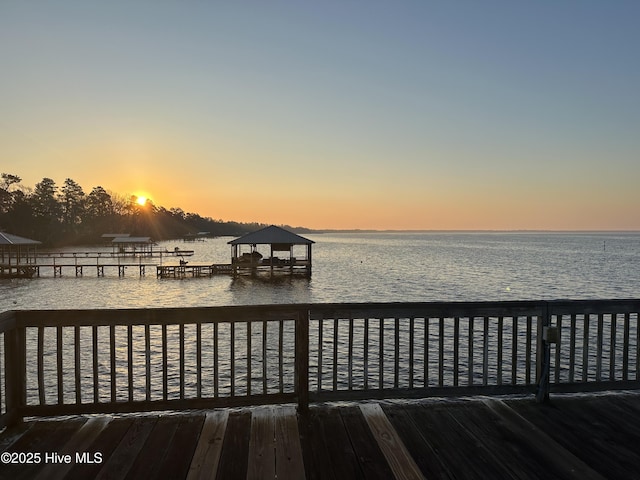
2,231,640,312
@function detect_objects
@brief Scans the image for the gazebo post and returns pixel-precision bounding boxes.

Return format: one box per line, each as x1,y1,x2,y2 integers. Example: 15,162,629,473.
270,244,274,277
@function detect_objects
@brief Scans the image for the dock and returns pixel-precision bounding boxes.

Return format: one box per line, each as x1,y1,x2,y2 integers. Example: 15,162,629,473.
156,263,234,278
2,392,640,479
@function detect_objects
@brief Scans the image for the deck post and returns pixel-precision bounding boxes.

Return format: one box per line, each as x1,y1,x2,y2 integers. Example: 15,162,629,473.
295,308,310,413
536,302,551,403
4,323,26,426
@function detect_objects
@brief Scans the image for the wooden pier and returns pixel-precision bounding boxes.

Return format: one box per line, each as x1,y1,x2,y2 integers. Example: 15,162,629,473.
156,263,234,278
156,260,311,278
32,263,159,277
2,249,196,278
2,393,640,479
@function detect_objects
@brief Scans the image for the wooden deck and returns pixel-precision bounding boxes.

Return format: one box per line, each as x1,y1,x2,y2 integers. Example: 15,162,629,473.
2,392,640,479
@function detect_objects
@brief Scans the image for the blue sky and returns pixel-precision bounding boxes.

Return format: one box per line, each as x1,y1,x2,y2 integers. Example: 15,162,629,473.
2,1,639,229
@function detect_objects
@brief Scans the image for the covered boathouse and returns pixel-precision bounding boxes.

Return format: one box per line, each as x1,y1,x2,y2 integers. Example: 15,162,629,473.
0,232,41,278
228,225,314,277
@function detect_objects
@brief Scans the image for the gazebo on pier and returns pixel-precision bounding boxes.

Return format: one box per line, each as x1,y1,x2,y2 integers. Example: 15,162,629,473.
0,232,42,278
228,225,314,277
110,236,156,257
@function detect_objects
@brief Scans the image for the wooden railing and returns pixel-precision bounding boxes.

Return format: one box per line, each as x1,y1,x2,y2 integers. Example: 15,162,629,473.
1,300,639,427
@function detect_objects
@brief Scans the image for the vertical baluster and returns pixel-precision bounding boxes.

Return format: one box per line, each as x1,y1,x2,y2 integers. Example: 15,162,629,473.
497,317,503,386
317,319,323,391
438,318,444,387
128,324,133,402
0,332,2,411
554,315,562,383
596,314,603,381
409,317,414,389
75,325,81,405
348,315,354,390
145,324,151,402
295,309,310,412
93,326,98,402
162,324,167,401
379,318,384,389
213,322,219,397
610,313,617,381
424,318,429,387
333,318,339,391
394,317,400,389
262,320,268,395
57,326,63,404
110,325,116,403
38,326,45,405
453,317,459,387
483,317,489,386
196,322,202,398
247,321,252,396
636,312,639,381
279,320,284,394
623,313,630,381
179,323,185,400
569,314,576,383
230,322,235,396
363,318,369,390
512,317,518,385
468,316,474,386
582,314,590,382
526,316,533,385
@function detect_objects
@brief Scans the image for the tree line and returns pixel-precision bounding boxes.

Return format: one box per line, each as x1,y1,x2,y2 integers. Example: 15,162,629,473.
0,173,309,246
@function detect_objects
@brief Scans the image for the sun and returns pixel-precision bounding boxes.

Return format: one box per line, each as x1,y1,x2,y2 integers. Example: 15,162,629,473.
136,196,148,206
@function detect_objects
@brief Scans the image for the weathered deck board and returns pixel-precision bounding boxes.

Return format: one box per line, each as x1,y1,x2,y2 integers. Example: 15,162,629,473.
1,419,86,480
482,398,605,480
247,407,276,479
94,416,156,480
274,405,306,480
157,414,205,480
339,407,394,480
186,410,229,480
123,415,180,480
401,401,516,479
379,404,452,479
215,411,251,479
359,403,423,480
2,393,640,480
504,395,640,479
297,407,336,480
315,407,364,479
435,400,554,479
64,417,134,480
34,416,110,480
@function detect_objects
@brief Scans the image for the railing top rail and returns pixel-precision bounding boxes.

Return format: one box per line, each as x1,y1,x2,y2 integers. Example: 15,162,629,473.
309,300,547,320
2,299,639,328
9,304,309,328
547,298,640,315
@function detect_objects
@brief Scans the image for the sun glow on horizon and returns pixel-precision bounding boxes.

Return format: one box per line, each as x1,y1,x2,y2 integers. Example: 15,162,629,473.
136,195,148,206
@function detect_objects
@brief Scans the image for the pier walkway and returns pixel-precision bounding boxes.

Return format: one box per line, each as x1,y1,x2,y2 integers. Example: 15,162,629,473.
2,392,639,479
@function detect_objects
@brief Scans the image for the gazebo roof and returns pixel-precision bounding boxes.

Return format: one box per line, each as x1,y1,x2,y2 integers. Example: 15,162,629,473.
112,237,153,244
228,225,314,246
0,232,42,246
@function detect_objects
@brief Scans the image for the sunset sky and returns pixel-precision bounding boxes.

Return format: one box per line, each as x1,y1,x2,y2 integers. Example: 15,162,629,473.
2,1,639,230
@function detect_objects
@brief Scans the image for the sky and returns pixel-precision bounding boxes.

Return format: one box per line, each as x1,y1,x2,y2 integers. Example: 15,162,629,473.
1,1,639,230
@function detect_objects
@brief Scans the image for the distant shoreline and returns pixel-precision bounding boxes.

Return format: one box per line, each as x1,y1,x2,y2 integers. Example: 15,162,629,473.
307,229,640,234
